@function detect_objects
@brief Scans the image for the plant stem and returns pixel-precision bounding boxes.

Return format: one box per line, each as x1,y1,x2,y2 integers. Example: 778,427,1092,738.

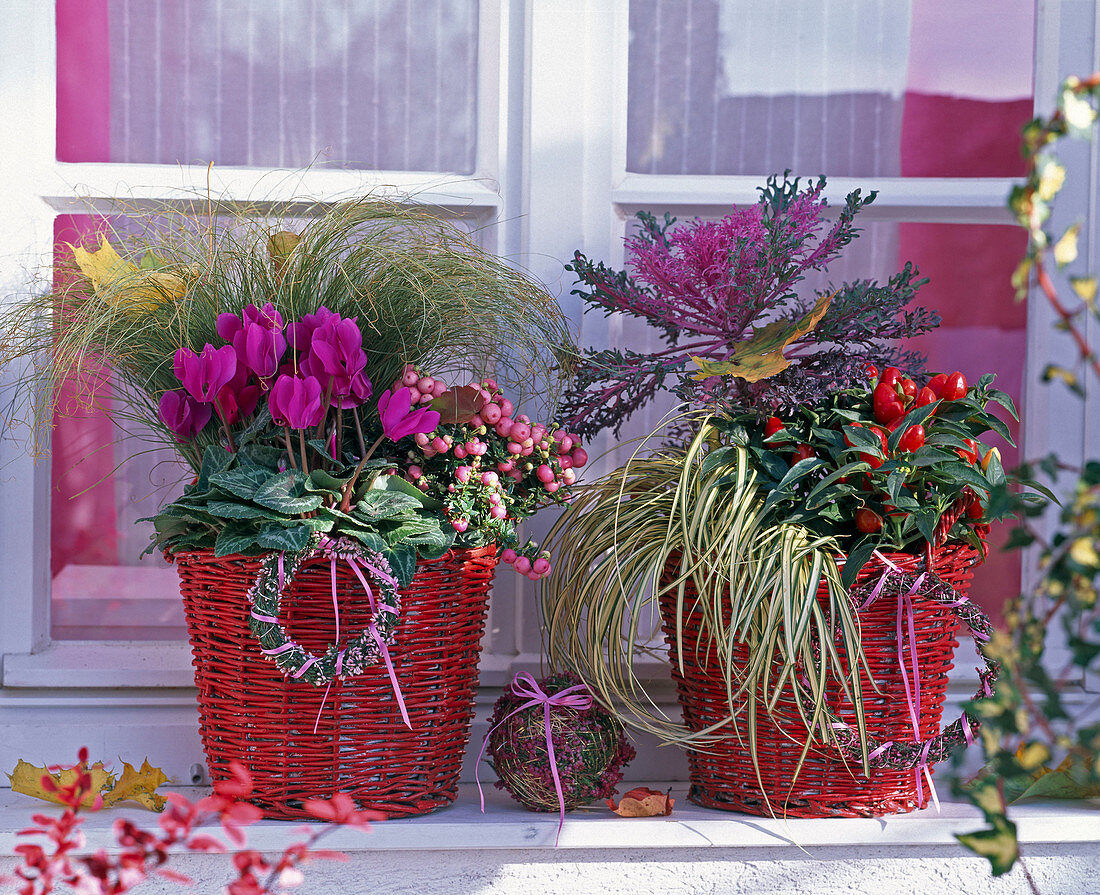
352,407,368,457
299,430,310,476
283,427,297,469
340,435,386,512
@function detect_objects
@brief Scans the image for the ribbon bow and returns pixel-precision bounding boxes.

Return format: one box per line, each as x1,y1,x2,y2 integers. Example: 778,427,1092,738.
476,672,593,846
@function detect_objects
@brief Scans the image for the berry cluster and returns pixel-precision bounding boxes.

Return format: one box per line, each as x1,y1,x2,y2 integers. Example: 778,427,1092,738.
395,365,588,580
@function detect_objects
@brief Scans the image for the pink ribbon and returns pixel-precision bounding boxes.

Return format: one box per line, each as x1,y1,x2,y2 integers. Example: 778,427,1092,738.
348,557,411,729
475,672,594,847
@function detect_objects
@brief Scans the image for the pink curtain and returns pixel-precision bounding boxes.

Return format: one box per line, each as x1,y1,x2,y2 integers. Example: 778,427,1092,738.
53,0,118,577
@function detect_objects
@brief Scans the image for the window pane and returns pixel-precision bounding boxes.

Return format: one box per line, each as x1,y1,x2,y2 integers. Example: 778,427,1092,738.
56,0,479,173
627,0,1034,177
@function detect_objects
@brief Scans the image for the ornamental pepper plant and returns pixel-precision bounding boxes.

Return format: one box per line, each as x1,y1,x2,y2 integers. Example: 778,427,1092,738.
720,365,1049,585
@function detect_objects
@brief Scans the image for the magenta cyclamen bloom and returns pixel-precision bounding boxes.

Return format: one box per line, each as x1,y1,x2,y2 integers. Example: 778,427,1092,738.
173,344,238,403
287,305,338,355
377,388,440,442
159,389,212,440
269,374,326,429
304,315,373,408
217,303,287,379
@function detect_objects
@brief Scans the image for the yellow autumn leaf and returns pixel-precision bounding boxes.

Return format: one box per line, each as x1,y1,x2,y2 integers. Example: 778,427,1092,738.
1062,89,1098,132
1069,537,1099,567
70,235,188,312
1053,224,1080,268
691,291,834,382
105,758,170,811
1070,276,1097,306
8,758,114,810
1014,741,1053,772
8,756,171,811
1036,158,1066,201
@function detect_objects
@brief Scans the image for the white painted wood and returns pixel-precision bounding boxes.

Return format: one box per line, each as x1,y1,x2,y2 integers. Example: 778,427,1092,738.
612,174,1021,223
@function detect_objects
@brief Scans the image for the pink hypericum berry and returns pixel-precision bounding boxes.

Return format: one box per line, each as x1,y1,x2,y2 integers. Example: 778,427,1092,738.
477,388,492,405
532,557,551,575
448,484,456,493
481,403,502,424
417,376,435,394
455,466,472,483
571,447,588,467
557,435,574,454
408,465,423,479
511,422,531,441
514,556,532,575
490,505,507,520
454,446,468,459
562,468,577,485
526,570,541,581
452,518,469,533
407,387,423,404
501,548,517,564
507,442,522,455
494,417,513,438
559,455,573,469
536,464,555,484
432,379,448,398
497,460,515,473
482,378,498,391
531,424,546,442
431,436,449,453
402,368,420,388
544,481,560,493
419,391,435,404
481,471,499,486
499,399,514,418
468,414,485,430
488,492,502,506
414,432,431,447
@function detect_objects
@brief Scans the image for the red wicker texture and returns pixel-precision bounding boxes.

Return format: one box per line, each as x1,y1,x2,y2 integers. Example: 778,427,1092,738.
658,542,980,818
176,545,497,820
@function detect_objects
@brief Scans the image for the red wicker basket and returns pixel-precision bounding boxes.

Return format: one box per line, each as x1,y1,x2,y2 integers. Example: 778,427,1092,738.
175,544,497,820
658,539,982,818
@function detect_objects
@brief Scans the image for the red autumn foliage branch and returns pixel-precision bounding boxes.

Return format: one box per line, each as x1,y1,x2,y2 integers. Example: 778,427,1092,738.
7,749,377,895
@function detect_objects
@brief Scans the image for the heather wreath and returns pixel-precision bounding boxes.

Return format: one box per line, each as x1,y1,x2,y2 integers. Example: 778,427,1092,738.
560,173,939,438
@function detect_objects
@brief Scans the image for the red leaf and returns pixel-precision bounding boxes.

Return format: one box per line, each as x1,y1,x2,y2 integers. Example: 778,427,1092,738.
430,385,487,425
607,787,674,817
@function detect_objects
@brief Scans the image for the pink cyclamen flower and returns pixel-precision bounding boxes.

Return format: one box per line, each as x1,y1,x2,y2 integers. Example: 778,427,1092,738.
268,374,325,429
377,387,441,442
159,389,212,440
217,303,286,379
304,315,373,408
173,344,238,403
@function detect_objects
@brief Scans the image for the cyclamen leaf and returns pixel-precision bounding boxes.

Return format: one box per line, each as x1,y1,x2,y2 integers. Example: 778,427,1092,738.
257,523,313,552
214,522,262,557
353,491,425,523
252,471,324,514
206,501,289,521
209,466,272,502
384,545,417,588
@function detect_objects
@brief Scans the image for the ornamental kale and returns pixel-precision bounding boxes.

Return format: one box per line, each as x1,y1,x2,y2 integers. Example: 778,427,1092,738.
560,173,940,437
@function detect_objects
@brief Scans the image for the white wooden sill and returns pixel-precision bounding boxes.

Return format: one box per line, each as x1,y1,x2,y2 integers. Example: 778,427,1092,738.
2,783,1098,856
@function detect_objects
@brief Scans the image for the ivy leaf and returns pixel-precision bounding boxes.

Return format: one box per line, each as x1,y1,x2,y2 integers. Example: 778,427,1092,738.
690,291,833,382
956,817,1020,877
252,471,324,514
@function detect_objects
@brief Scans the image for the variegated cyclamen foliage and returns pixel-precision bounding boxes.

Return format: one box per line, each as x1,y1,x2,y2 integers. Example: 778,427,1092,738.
541,417,872,783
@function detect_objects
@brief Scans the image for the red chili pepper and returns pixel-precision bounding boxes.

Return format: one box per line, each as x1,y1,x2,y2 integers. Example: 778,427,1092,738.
855,507,883,533
791,444,816,464
926,373,948,397
915,387,938,409
862,362,879,380
900,377,918,403
873,382,904,425
942,371,968,402
955,438,980,464
898,424,926,453
878,366,902,389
